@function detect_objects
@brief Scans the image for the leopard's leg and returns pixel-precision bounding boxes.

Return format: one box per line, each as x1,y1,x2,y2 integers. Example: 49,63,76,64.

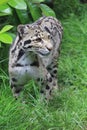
11,84,23,99
47,58,58,90
10,78,23,99
38,57,58,100
45,73,58,100
38,71,58,100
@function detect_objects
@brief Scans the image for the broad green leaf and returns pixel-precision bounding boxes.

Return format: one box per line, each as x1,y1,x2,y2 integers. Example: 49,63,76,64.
0,0,9,5
32,0,45,3
0,25,13,34
16,9,30,24
8,0,27,10
0,12,10,16
0,33,13,44
0,4,12,15
26,1,42,21
40,4,56,17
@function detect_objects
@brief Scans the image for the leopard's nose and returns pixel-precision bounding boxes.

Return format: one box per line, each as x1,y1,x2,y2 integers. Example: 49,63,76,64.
47,46,52,51
46,44,53,51
44,40,53,51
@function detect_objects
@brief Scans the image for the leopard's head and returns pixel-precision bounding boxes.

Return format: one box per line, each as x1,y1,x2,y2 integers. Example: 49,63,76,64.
17,24,53,56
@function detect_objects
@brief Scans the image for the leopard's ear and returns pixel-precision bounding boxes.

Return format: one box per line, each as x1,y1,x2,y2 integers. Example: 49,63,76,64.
17,25,25,34
17,25,29,35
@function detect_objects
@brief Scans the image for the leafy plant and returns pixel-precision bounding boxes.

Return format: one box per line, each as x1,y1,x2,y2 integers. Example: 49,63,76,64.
0,0,9,6
0,0,56,45
0,25,13,47
0,0,56,21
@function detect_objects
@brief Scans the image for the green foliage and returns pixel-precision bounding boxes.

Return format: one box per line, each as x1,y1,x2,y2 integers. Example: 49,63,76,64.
0,0,9,5
8,0,27,10
32,0,45,3
0,0,56,20
0,25,13,33
0,0,56,46
40,3,56,17
0,4,12,16
54,0,87,18
26,1,42,21
0,25,13,45
16,9,30,24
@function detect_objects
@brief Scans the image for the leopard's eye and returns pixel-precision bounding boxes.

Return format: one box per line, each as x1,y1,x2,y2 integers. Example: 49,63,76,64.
36,38,42,42
24,39,31,46
44,26,51,34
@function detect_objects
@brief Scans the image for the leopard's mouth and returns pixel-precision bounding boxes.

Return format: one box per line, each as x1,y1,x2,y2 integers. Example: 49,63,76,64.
35,47,50,56
37,50,50,56
26,46,50,56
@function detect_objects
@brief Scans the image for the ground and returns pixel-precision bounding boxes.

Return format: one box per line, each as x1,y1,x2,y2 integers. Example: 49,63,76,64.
0,14,87,130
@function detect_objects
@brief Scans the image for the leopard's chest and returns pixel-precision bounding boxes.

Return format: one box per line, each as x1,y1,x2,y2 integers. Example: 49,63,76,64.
9,50,50,85
16,51,37,66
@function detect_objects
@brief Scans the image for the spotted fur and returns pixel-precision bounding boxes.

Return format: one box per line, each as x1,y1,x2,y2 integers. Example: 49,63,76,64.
9,16,63,100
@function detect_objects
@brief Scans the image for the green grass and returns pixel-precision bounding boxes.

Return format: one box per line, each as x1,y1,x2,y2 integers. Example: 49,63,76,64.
0,14,87,130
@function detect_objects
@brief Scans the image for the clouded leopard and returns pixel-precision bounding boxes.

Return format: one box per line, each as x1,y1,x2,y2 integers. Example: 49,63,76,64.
9,16,63,100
